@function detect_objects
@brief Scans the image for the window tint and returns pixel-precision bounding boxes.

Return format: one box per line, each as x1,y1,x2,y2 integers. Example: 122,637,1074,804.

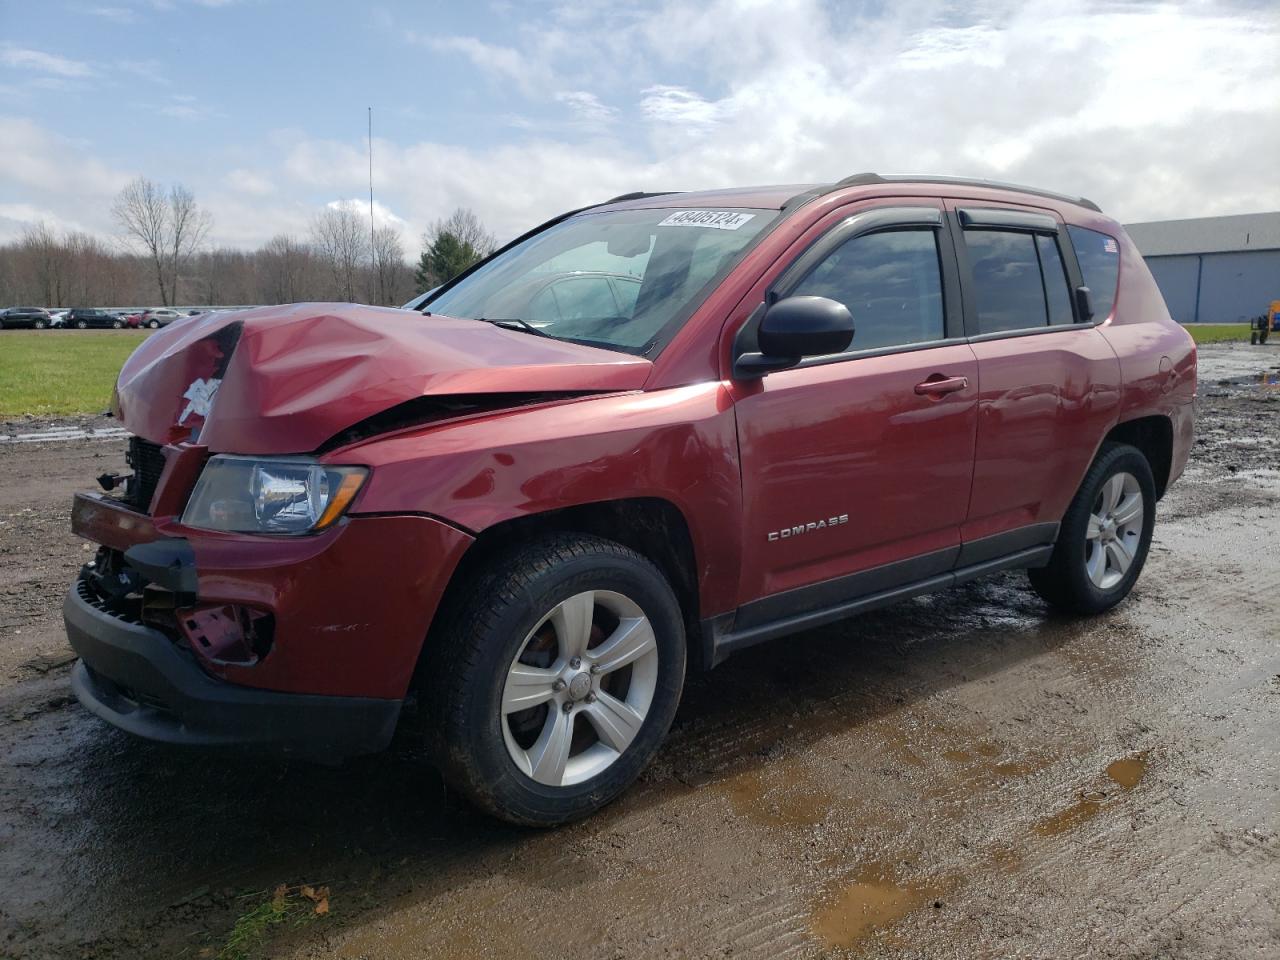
789,229,944,351
1067,226,1120,320
1037,234,1074,325
964,230,1047,334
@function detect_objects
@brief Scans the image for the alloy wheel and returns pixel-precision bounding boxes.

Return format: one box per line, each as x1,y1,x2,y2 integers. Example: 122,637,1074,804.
501,590,659,787
1085,471,1144,590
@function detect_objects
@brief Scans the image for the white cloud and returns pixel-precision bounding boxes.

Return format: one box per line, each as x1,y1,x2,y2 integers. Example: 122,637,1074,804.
0,116,130,200
84,6,138,23
639,86,722,128
0,46,93,78
225,168,275,196
555,90,617,125
410,32,553,96
3,0,1278,251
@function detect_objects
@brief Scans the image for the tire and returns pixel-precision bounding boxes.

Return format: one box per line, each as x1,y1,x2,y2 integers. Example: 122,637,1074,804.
75,320,88,329
148,320,160,329
1028,442,1156,615
421,533,686,826
33,320,46,330
111,319,123,329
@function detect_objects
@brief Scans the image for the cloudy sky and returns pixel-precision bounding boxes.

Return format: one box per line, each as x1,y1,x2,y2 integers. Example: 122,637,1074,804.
1,0,1277,253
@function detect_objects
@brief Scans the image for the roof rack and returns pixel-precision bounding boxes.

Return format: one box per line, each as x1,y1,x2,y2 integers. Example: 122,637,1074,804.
605,191,681,204
832,173,1101,213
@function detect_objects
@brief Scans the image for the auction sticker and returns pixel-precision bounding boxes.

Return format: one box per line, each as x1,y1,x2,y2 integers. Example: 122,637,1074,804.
658,210,756,230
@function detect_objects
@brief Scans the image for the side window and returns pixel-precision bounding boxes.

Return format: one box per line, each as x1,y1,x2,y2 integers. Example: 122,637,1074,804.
964,230,1047,334
610,277,641,318
789,229,945,351
551,276,620,320
526,285,561,323
1037,234,1074,326
1067,226,1120,321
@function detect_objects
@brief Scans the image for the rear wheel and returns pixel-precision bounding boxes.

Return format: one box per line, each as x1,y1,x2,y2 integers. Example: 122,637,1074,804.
1028,442,1155,614
422,534,686,826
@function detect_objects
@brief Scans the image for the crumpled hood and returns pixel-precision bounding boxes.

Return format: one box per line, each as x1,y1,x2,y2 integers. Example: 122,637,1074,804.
114,302,651,454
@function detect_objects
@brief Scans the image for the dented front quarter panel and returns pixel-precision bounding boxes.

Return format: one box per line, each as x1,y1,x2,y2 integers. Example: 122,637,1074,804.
334,384,745,618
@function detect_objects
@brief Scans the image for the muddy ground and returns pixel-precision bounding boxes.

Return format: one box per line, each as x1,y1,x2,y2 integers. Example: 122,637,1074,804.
1,343,1277,960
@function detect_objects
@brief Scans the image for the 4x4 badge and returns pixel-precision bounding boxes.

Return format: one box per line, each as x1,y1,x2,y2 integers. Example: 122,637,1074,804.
768,514,849,542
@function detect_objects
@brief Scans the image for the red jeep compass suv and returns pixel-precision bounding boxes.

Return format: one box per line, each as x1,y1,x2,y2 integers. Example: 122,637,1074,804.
64,174,1196,825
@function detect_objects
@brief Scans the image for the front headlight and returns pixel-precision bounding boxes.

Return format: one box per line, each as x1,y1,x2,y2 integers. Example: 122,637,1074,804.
181,456,368,535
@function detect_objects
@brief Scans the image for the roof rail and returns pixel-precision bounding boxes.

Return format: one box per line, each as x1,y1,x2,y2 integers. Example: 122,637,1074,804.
831,172,1101,213
605,191,681,204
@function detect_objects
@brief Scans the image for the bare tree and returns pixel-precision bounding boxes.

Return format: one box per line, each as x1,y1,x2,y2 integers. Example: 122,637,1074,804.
260,233,311,304
310,204,368,302
111,177,211,306
414,207,498,290
20,222,69,307
167,184,212,304
428,208,497,257
370,225,408,306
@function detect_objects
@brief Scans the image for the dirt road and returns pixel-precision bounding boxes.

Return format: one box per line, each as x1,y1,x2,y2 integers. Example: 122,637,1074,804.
1,343,1277,959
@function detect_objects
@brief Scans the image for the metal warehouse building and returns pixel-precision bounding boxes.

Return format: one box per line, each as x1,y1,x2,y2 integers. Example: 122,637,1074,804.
1124,212,1280,325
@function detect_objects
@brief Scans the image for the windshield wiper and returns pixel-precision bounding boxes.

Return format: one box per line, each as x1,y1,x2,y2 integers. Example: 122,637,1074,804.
473,317,551,338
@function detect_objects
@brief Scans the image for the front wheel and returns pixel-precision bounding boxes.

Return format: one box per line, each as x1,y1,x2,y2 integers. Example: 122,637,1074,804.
1028,442,1156,615
33,320,46,330
422,534,686,826
148,320,159,328
75,320,88,329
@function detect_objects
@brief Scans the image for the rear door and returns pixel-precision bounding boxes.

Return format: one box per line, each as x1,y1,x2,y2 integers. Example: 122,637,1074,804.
732,202,979,624
947,203,1121,558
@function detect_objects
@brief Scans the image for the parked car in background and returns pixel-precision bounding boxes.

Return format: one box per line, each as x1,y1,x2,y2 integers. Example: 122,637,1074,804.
64,174,1197,826
65,308,126,329
0,306,53,329
49,310,69,328
138,308,184,328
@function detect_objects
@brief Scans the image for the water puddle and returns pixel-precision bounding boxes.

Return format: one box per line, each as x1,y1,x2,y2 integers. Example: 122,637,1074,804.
811,867,940,949
1033,792,1108,836
1106,755,1147,790
1034,754,1147,836
719,764,834,828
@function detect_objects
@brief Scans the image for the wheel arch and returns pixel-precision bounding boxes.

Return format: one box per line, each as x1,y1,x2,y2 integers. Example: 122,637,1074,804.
415,497,707,692
1103,414,1174,498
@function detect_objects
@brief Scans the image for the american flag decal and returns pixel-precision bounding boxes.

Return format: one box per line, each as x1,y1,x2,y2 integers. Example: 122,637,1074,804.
1103,237,1119,253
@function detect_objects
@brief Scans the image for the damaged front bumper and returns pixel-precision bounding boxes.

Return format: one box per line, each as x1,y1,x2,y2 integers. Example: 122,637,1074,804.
65,577,400,760
64,487,474,761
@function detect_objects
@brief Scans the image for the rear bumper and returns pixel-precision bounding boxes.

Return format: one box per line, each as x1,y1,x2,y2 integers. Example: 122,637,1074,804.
65,581,400,761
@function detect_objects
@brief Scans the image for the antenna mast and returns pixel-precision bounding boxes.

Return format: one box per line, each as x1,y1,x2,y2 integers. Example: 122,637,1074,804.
368,106,376,300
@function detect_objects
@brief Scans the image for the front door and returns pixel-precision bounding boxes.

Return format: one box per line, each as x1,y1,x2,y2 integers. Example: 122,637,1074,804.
731,204,979,627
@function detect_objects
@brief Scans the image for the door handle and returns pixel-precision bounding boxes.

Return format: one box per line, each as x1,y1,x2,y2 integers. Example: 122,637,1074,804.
914,375,969,396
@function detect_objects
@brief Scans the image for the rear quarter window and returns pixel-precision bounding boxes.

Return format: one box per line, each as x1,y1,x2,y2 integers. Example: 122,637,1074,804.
1067,226,1121,320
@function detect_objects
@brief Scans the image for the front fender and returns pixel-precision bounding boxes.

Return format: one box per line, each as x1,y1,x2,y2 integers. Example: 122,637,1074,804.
338,386,743,617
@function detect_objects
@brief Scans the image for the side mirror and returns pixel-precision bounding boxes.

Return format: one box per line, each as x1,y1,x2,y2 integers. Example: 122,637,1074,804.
734,296,854,378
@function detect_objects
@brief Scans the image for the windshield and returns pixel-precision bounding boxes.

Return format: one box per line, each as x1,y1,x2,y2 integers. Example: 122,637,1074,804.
420,207,777,355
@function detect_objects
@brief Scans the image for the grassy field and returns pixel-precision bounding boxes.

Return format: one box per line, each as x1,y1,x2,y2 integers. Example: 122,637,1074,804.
1184,323,1255,344
0,323,1262,419
0,330,150,418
